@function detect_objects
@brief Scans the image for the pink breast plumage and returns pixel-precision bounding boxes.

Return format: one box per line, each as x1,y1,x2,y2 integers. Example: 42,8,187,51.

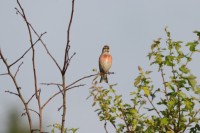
100,54,112,72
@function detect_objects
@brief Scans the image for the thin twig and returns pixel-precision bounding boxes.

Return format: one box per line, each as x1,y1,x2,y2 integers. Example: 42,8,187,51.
0,48,33,132
5,90,19,96
64,52,76,73
15,4,62,73
183,108,200,132
40,82,62,86
168,41,180,131
57,85,64,96
27,89,41,105
58,105,63,111
62,0,75,75
160,68,168,101
66,74,98,89
0,73,8,76
31,25,62,73
66,84,85,91
185,52,193,67
16,0,42,131
111,91,131,132
28,108,40,116
42,72,114,110
104,120,109,133
9,32,46,68
41,90,60,109
14,62,23,78
147,96,161,118
41,74,98,110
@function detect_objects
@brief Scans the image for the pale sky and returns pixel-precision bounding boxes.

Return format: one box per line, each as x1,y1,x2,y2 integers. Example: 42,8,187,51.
1,0,200,133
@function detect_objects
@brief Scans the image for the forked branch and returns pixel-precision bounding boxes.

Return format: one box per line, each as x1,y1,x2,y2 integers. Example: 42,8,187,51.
0,48,33,133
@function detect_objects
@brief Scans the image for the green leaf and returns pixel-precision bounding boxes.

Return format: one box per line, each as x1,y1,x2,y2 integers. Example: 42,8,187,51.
51,129,55,133
186,41,199,51
145,71,152,75
179,65,190,74
195,86,200,94
147,52,153,60
151,38,161,50
175,80,187,88
92,101,96,106
134,76,141,86
178,91,187,98
117,123,125,131
194,31,200,40
160,117,169,126
53,123,61,130
144,107,155,111
166,131,174,133
155,54,163,64
142,86,150,96
130,108,138,115
157,99,167,105
165,55,174,66
184,99,193,110
165,27,170,38
174,41,183,51
168,100,176,110
183,74,197,90
68,128,79,133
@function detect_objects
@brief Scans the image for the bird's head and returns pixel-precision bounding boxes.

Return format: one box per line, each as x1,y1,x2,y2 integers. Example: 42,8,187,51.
102,45,110,53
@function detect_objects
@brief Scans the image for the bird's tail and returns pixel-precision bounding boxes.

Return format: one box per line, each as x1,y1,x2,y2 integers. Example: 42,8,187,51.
100,74,108,83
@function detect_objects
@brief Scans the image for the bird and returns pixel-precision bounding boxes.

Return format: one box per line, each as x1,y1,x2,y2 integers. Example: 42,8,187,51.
99,45,112,83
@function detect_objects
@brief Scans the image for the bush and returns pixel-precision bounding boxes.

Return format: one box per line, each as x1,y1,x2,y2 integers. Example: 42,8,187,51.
89,28,200,133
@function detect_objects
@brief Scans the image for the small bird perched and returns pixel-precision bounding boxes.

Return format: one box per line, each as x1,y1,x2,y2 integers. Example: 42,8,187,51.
99,45,112,83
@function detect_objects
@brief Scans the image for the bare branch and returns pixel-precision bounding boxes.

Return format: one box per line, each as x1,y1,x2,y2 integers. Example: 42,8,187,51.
1,47,33,132
40,82,62,86
16,1,62,73
22,108,40,117
41,91,60,109
160,67,168,101
57,85,64,96
5,90,19,96
104,120,109,133
41,73,98,110
147,96,161,118
42,71,115,110
16,0,42,131
64,52,76,73
0,73,8,76
66,73,98,89
66,84,85,91
29,23,62,72
58,105,63,111
9,32,46,68
27,89,41,105
59,1,75,132
14,62,23,78
28,108,40,116
62,0,75,75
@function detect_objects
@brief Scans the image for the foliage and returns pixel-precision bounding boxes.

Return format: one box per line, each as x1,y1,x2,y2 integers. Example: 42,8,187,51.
89,29,200,133
48,123,79,133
